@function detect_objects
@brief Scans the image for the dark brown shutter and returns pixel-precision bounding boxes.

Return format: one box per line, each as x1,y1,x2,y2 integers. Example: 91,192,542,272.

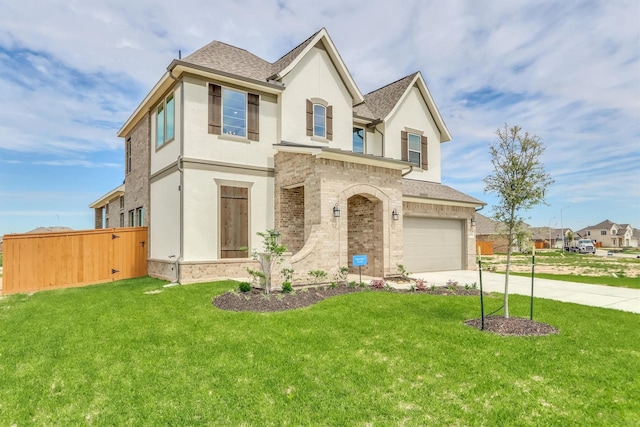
326,105,333,140
421,136,428,169
401,131,408,161
208,84,222,135
306,99,313,136
220,186,248,258
247,93,259,141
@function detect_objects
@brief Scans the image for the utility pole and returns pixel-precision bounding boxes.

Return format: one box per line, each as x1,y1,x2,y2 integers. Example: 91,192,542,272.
560,206,570,250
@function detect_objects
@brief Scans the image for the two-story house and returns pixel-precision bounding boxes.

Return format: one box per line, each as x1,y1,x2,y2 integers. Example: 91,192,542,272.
92,28,485,284
577,220,636,248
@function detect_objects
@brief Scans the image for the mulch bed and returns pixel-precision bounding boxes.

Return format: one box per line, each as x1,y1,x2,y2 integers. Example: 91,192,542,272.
465,316,559,336
213,283,558,337
212,283,482,313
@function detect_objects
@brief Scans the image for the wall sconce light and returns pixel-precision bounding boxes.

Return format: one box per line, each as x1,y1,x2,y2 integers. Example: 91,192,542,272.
471,218,477,227
392,208,399,221
333,204,340,218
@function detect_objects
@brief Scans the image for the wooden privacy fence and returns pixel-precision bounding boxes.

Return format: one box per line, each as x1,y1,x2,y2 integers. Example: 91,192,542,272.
476,241,494,256
2,227,148,295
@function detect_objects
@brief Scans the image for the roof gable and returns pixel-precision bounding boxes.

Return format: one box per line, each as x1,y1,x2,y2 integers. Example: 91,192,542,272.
269,28,364,104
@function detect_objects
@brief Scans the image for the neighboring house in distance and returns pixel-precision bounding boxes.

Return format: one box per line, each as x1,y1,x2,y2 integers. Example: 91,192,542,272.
576,220,637,248
530,227,569,249
92,28,485,284
89,184,126,229
475,213,535,252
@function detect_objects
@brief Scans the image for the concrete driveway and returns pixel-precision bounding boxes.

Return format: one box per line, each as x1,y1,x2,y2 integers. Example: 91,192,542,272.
410,270,640,314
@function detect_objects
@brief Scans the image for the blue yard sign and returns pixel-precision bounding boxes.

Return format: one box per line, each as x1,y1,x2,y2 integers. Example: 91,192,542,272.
352,254,368,267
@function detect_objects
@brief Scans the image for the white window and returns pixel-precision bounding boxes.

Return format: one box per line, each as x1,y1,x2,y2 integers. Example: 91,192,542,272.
313,104,326,138
353,127,365,153
408,133,421,167
222,88,247,137
156,93,175,148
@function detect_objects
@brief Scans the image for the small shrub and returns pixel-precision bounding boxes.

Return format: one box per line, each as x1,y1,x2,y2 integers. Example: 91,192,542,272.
334,266,349,284
409,284,416,292
281,281,293,293
247,268,266,287
446,279,458,290
308,270,328,285
397,264,411,277
359,281,367,288
348,281,357,288
281,268,294,283
430,284,436,291
370,279,386,290
415,279,427,292
238,282,252,293
330,281,338,289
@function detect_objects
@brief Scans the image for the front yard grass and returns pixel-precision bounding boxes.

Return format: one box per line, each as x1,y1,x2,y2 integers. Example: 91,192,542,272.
0,277,638,425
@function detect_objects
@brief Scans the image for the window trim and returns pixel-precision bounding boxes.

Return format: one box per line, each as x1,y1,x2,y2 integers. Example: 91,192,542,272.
126,138,132,174
136,207,144,227
306,98,332,141
222,87,247,138
352,126,365,154
209,83,260,141
401,129,428,169
155,92,175,150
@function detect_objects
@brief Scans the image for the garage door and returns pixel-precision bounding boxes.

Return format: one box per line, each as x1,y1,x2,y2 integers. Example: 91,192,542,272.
403,217,463,272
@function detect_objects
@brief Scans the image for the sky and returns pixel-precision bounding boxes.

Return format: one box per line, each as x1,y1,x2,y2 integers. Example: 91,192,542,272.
0,0,638,236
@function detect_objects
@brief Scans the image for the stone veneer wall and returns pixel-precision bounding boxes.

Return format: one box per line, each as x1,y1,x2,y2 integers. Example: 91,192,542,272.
274,152,403,281
347,195,383,276
279,186,305,253
148,258,261,285
403,201,477,270
124,113,150,228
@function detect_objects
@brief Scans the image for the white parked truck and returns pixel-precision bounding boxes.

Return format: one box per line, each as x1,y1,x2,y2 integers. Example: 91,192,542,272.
571,239,596,254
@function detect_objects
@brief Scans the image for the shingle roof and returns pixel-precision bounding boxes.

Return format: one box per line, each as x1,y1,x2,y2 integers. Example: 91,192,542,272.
181,33,435,129
270,30,322,77
474,213,500,235
402,179,485,205
352,102,377,120
585,219,616,230
182,41,273,81
363,72,418,119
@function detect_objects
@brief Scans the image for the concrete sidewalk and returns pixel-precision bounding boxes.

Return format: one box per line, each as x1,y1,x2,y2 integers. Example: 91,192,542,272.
408,270,640,314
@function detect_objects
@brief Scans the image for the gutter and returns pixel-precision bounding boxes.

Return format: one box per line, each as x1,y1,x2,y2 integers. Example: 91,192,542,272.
168,68,185,283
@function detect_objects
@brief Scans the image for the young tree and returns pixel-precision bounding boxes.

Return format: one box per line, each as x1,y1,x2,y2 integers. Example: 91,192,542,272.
484,124,554,318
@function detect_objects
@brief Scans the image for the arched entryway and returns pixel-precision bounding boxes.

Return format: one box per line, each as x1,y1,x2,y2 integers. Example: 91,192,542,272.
347,194,384,277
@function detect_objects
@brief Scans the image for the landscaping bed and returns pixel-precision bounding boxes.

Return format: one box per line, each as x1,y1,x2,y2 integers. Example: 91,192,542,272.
213,282,557,336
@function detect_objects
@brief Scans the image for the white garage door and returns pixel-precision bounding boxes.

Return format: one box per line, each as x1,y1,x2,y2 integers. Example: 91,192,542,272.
403,217,464,272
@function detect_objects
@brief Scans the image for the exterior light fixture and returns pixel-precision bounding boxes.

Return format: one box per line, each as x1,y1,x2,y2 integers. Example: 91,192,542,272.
333,204,340,218
471,218,477,227
392,208,399,221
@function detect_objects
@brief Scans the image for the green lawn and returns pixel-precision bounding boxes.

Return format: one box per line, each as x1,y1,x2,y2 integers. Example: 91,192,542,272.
484,251,640,288
1,277,638,426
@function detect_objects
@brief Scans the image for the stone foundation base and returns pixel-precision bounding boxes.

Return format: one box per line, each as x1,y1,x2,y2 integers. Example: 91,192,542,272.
149,258,262,285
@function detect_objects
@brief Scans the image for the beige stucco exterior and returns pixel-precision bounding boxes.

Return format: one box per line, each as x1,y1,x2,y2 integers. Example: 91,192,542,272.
101,29,484,284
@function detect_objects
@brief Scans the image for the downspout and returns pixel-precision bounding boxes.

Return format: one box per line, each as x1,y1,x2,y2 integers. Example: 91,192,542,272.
169,68,185,283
